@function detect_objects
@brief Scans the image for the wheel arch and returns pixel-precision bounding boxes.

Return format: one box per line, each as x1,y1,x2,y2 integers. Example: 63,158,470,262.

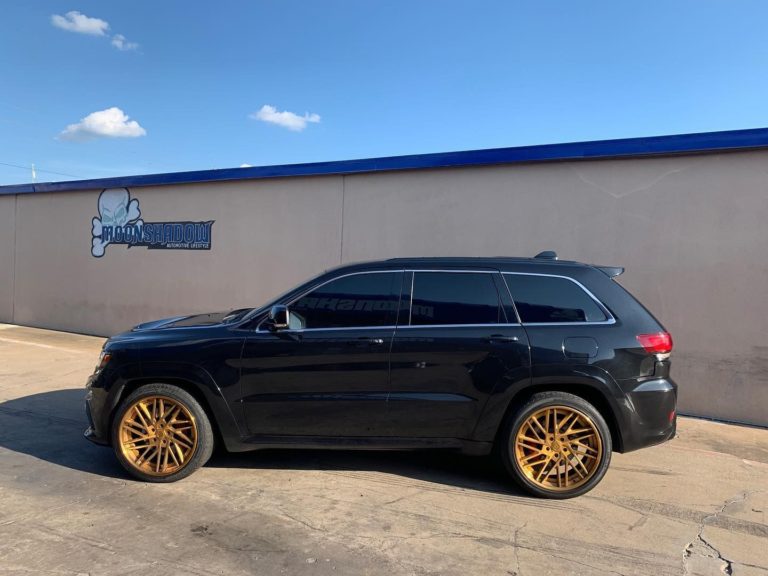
495,383,624,452
477,371,627,453
109,372,243,452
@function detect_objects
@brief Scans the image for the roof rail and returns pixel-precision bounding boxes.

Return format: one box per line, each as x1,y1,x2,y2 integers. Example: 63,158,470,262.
534,250,558,260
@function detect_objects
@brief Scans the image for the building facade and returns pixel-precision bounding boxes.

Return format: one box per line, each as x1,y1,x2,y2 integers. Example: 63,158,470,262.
1,128,766,426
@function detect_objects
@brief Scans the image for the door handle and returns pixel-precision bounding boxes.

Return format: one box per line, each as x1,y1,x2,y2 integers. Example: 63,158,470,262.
357,337,385,345
486,335,519,343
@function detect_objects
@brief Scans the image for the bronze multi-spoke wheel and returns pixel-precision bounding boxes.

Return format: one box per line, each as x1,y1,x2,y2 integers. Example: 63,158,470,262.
501,392,611,498
514,405,602,491
118,396,197,476
112,384,213,482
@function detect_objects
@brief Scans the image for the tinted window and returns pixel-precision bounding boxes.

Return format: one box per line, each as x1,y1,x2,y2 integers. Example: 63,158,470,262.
504,274,608,323
411,272,503,325
290,272,400,329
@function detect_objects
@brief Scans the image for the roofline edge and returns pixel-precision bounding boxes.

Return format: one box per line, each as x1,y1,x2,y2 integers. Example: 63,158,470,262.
3,126,768,195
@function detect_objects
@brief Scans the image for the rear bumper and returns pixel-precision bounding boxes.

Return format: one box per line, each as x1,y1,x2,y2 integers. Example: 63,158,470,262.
618,377,677,452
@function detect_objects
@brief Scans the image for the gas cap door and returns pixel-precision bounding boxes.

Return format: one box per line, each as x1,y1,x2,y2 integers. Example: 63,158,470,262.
563,337,598,359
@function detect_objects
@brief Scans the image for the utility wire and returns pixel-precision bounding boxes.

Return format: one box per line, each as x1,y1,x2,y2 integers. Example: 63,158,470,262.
0,161,79,179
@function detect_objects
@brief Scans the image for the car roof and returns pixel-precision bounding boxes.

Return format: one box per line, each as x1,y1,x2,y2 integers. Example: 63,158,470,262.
318,253,624,279
326,255,588,274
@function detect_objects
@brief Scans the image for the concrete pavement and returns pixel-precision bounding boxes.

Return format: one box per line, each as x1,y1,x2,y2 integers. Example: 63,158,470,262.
0,323,766,576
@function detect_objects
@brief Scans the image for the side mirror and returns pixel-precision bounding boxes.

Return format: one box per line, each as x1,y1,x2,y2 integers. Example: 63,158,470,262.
269,305,290,330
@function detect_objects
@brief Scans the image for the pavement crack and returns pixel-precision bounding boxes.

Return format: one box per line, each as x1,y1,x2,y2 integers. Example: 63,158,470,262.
383,492,414,506
628,514,648,531
510,521,527,576
682,491,752,575
277,508,327,533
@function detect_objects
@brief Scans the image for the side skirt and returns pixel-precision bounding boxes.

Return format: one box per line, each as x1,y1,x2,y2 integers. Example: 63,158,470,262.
225,435,493,456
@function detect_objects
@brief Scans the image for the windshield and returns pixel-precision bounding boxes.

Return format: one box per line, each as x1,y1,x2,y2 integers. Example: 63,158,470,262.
235,275,325,324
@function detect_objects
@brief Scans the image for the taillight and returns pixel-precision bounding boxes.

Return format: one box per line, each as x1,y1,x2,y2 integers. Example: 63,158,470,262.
636,332,673,355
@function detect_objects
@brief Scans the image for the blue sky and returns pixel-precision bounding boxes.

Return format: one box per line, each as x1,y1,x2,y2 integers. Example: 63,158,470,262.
2,0,768,184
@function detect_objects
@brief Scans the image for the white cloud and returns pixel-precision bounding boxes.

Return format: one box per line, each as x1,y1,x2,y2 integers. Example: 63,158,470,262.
51,11,109,36
249,105,321,132
51,12,138,52
59,107,147,141
111,34,139,51
240,164,252,168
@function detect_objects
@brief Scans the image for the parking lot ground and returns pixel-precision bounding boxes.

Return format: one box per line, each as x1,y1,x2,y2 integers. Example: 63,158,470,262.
0,323,766,576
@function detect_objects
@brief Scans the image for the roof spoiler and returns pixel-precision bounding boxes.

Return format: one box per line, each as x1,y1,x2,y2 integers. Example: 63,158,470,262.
534,251,624,277
596,265,625,278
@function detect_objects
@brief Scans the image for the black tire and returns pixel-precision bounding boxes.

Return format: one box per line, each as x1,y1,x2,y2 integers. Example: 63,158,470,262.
499,391,612,499
111,383,214,482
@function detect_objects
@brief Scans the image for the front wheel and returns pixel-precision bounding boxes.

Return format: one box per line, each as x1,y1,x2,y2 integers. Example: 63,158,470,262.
500,391,612,498
111,383,214,482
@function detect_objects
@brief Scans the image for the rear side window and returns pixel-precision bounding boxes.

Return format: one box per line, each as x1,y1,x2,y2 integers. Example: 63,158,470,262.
504,274,608,323
410,272,503,325
290,272,401,329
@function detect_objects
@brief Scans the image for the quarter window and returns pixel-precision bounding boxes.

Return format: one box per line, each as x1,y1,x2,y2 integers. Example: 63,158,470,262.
290,272,401,329
504,274,608,323
410,272,503,325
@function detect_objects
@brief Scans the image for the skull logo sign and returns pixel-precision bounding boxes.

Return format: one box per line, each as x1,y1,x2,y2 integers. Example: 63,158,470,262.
90,188,214,257
91,188,143,257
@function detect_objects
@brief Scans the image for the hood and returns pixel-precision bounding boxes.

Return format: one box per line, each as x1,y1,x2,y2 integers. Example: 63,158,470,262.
131,309,251,331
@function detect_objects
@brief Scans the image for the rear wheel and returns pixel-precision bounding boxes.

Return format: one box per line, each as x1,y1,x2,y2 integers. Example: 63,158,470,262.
500,391,612,498
111,383,214,482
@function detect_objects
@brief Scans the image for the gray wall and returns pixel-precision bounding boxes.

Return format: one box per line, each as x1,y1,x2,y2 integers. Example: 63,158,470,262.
1,149,766,426
0,195,14,323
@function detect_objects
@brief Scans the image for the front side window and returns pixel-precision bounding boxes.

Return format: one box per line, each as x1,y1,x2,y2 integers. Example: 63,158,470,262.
410,272,503,325
504,274,608,323
289,272,401,329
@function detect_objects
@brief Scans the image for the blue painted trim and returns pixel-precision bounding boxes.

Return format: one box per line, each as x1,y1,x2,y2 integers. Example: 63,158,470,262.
3,127,768,195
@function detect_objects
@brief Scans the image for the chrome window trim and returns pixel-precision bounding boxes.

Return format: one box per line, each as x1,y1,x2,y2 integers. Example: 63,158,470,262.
257,269,405,332
397,323,522,329
522,320,616,326
501,272,616,326
408,269,498,273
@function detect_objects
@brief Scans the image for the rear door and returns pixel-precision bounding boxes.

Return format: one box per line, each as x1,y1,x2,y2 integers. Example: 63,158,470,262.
387,270,530,438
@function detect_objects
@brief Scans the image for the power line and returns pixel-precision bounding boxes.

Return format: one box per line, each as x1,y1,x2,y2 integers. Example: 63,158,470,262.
0,161,79,179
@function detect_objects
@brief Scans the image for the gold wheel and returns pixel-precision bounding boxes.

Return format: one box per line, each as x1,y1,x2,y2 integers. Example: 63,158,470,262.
514,405,603,492
117,395,198,477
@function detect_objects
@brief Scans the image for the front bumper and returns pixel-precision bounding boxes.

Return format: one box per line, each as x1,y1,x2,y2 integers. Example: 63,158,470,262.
84,374,111,447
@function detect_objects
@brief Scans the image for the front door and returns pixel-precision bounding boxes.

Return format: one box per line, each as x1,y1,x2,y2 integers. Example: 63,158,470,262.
240,271,402,437
387,270,530,438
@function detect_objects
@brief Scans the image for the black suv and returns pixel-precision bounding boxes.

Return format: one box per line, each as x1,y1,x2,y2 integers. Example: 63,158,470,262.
85,252,676,498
